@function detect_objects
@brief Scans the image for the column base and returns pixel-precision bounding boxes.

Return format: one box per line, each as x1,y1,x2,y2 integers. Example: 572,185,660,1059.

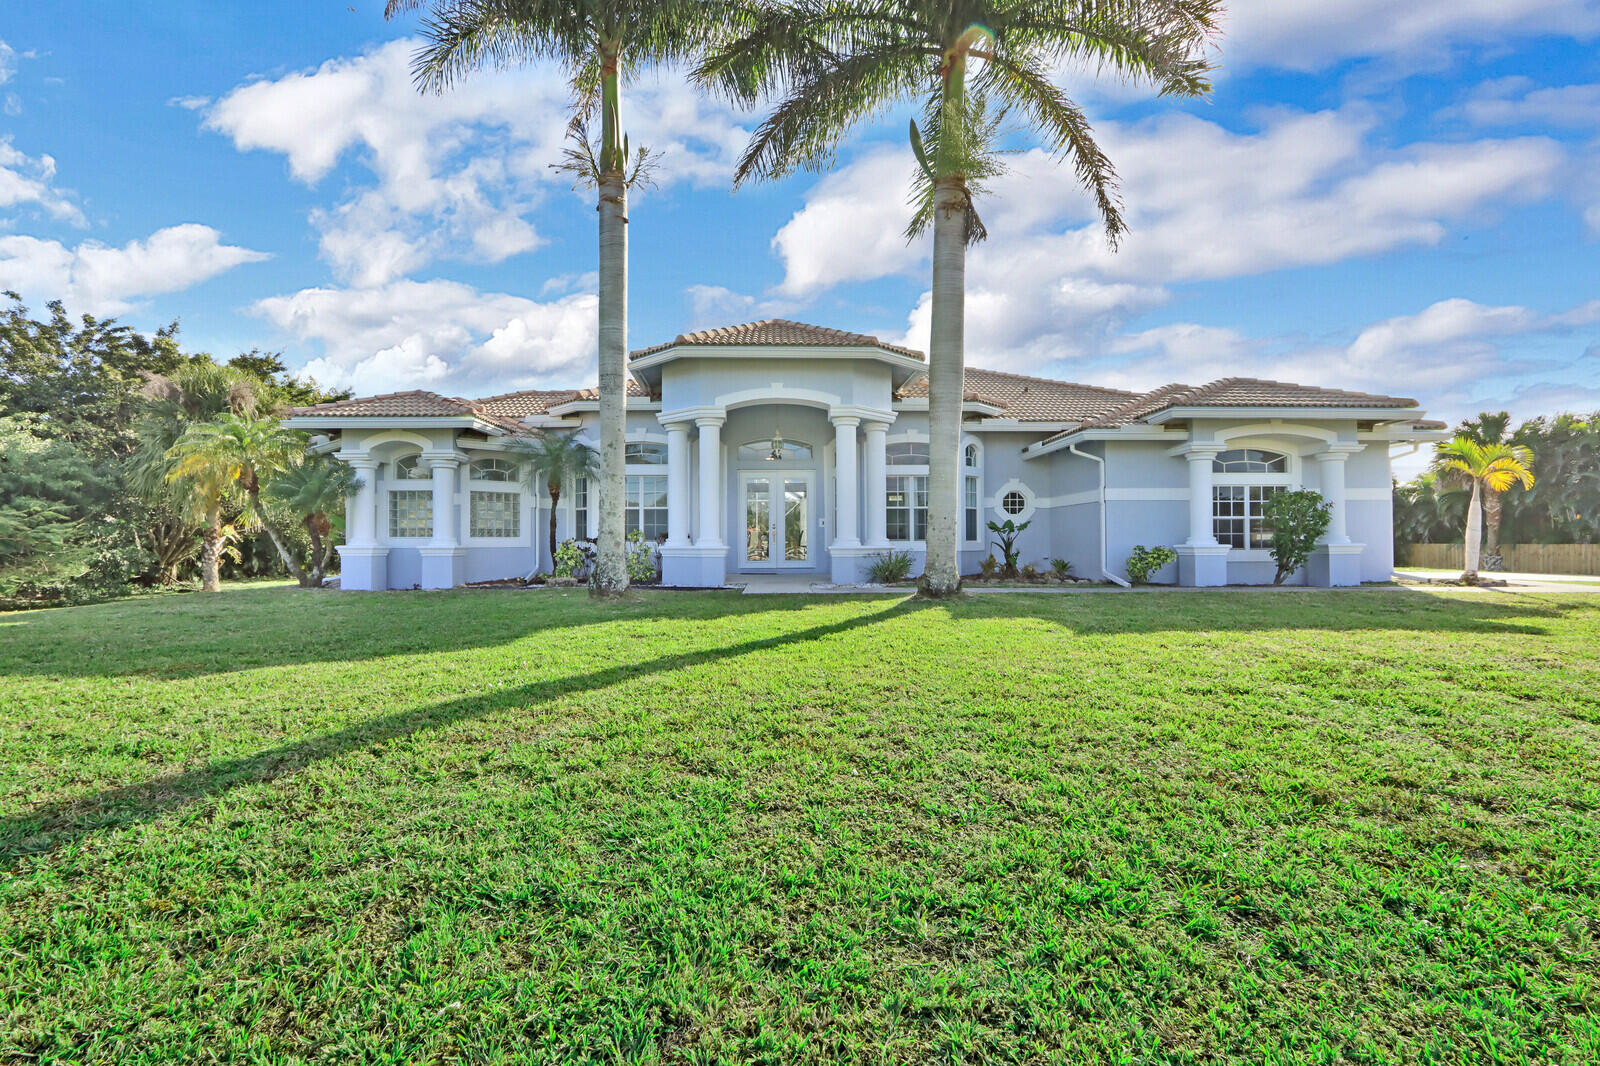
827,544,879,584
336,546,389,591
419,546,465,590
1176,544,1229,587
661,545,727,588
1307,543,1364,587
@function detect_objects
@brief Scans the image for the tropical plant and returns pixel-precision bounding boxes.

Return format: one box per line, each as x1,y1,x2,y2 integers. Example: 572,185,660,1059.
867,549,915,583
1455,411,1514,564
624,528,659,584
167,414,310,587
553,538,590,579
1125,544,1176,585
978,554,998,578
1050,557,1072,580
1433,436,1535,583
390,0,746,596
986,517,1030,579
266,456,362,587
1260,489,1331,585
509,432,600,566
700,1,1220,596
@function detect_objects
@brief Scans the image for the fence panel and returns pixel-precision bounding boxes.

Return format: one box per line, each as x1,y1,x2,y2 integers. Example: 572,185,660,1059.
1399,543,1600,574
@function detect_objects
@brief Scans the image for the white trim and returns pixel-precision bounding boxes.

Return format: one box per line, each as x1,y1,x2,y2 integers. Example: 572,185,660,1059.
1147,406,1424,424
991,478,1036,524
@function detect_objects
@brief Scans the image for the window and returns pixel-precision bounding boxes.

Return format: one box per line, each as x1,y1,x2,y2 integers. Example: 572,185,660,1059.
389,490,433,538
965,476,980,542
964,443,979,468
737,438,813,461
886,474,928,542
1213,485,1285,549
1002,490,1027,516
627,474,668,541
470,457,517,482
573,476,590,540
886,442,929,466
625,442,668,465
394,454,430,480
1213,449,1288,474
470,491,519,537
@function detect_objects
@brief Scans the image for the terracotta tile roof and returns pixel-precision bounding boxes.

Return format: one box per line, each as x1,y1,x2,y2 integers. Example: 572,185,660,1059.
898,368,1139,422
631,319,924,361
569,379,651,401
474,388,583,419
1072,382,1200,430
282,389,526,433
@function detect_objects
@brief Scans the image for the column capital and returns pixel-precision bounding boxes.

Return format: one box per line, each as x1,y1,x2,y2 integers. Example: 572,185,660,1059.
1315,443,1365,459
694,414,725,430
829,414,861,429
862,420,891,435
659,405,726,427
343,455,380,471
1176,441,1226,459
424,455,464,472
660,419,692,435
828,404,894,425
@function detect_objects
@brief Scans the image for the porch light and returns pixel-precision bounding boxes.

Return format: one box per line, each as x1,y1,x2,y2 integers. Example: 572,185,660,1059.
766,428,784,461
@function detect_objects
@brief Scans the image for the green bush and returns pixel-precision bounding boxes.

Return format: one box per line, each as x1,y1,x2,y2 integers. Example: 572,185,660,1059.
1125,544,1177,585
1261,489,1332,584
624,530,658,584
979,554,999,578
552,538,588,578
1050,558,1072,579
986,518,1031,579
866,550,914,583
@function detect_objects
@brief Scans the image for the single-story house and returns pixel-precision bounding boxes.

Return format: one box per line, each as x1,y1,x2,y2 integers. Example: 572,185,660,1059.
282,319,1449,589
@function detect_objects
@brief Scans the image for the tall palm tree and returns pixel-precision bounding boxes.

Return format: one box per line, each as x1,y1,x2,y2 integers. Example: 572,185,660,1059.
388,0,744,596
167,414,310,585
508,432,600,564
700,1,1220,595
1434,436,1535,583
1456,411,1515,564
266,456,363,588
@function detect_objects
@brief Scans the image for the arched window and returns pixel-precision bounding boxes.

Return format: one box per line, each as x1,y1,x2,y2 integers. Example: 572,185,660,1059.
470,457,518,482
625,442,668,465
1211,449,1292,548
1213,449,1288,474
964,443,979,467
394,454,430,480
1002,491,1027,516
886,442,929,466
738,438,813,461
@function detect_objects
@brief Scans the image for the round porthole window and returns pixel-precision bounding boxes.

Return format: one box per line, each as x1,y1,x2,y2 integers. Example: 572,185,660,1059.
1002,490,1027,515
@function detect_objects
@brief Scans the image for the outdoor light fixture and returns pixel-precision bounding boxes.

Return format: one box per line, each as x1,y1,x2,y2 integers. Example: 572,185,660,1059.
766,427,784,461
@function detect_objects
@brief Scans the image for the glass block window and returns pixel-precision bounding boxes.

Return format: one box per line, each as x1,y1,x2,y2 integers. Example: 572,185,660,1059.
886,442,929,466
1213,485,1285,549
1213,449,1288,474
470,457,517,482
625,442,668,465
389,490,433,538
573,476,590,540
886,474,928,542
627,475,668,541
470,491,519,538
965,476,980,542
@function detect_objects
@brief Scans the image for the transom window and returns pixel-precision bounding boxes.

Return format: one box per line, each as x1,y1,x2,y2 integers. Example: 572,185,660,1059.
964,443,979,468
627,475,668,541
625,442,668,465
470,491,520,538
469,457,518,482
394,454,430,480
389,490,433,538
1213,485,1286,549
1213,449,1288,474
1002,491,1027,516
886,474,928,542
886,442,929,466
737,438,813,461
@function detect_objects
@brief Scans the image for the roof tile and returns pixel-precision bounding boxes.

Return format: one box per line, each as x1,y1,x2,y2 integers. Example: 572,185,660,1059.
898,368,1139,422
631,319,924,361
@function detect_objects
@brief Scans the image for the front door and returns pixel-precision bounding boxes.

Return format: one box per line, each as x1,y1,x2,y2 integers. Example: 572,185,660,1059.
741,472,812,568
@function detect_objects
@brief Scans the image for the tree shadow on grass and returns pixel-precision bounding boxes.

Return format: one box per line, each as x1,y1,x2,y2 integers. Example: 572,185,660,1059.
0,597,925,870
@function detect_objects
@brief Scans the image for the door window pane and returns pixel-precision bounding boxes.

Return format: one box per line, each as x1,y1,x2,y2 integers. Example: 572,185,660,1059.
784,480,808,561
746,478,770,562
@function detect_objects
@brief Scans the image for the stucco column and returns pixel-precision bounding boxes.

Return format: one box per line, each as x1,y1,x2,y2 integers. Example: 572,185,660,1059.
1316,447,1359,545
831,415,861,548
862,420,889,547
695,415,725,548
345,457,379,547
1183,447,1221,546
664,421,691,547
428,456,460,547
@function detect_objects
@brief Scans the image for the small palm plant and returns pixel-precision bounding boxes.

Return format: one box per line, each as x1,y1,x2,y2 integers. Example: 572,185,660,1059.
1434,436,1535,583
266,457,363,587
509,433,600,565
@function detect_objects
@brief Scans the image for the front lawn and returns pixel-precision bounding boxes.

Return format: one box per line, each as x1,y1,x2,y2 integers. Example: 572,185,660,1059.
3,586,1598,1063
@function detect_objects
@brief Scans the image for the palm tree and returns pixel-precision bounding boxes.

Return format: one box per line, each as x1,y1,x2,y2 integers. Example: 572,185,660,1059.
700,1,1219,595
1456,411,1515,565
167,414,310,585
388,0,744,596
1434,436,1535,583
508,433,599,564
266,456,363,587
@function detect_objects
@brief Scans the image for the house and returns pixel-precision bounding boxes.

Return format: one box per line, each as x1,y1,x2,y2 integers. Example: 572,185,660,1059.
282,319,1449,589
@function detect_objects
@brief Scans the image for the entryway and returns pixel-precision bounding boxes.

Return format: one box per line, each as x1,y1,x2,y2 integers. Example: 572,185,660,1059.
739,471,814,570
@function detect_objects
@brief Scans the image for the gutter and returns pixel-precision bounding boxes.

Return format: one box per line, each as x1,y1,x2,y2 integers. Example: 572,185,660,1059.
1067,442,1131,588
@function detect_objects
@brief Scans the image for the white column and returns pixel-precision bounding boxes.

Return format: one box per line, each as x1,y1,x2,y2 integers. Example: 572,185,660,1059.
832,415,861,547
1317,450,1352,544
346,457,379,546
1184,448,1220,546
695,415,725,547
665,421,691,547
429,456,460,547
862,420,888,547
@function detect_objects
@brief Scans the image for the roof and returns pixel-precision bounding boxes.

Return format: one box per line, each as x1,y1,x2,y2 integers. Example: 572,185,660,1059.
631,319,924,361
282,389,526,433
474,388,585,419
898,368,1138,422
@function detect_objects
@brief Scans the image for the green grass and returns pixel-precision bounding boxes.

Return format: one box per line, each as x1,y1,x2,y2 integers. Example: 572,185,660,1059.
3,585,1599,1064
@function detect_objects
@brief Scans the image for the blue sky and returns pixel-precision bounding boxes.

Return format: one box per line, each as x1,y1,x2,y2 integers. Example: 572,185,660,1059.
3,1,1598,473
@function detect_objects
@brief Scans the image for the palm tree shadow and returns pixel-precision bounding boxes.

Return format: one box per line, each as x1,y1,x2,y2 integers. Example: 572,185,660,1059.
0,598,925,870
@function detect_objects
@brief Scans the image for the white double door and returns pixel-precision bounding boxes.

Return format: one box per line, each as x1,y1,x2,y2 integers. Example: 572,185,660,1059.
740,471,813,568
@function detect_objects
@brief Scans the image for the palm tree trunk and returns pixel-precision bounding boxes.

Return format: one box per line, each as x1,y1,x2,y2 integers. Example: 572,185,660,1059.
1463,480,1483,582
920,177,967,597
250,489,310,586
591,54,630,596
200,502,222,593
1483,491,1503,569
548,485,561,566
303,515,326,585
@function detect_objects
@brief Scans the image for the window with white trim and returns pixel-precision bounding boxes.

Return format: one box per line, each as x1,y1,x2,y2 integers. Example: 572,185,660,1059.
573,476,590,540
1001,490,1027,516
738,438,812,461
625,442,668,465
965,476,980,542
470,457,518,482
886,442,929,466
1213,485,1286,549
394,454,430,480
627,475,668,541
886,474,928,542
964,443,979,468
389,490,433,538
470,491,520,537
1213,449,1288,474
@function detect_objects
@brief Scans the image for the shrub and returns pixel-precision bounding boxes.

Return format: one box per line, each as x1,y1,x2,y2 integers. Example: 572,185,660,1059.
1125,544,1177,585
1261,489,1332,584
552,538,588,578
624,530,658,584
1020,563,1042,581
867,550,914,583
1050,558,1072,579
986,518,1031,579
979,554,999,578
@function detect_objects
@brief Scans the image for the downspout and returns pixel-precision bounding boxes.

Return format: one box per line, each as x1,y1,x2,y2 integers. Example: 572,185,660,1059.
1067,441,1131,588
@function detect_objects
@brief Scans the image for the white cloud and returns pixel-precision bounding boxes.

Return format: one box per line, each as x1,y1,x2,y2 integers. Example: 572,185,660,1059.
0,138,85,226
1454,77,1600,127
204,39,749,287
771,147,919,297
167,94,212,111
0,224,267,315
0,39,14,84
256,278,598,396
